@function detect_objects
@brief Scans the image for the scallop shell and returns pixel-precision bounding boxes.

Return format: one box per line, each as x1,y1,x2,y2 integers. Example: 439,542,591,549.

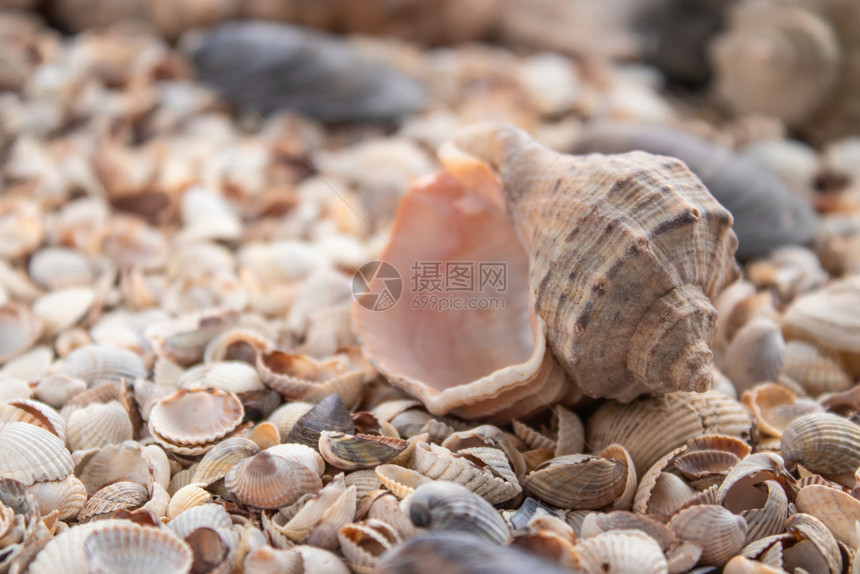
27,474,87,520
570,122,820,259
0,421,73,486
781,340,852,396
224,449,322,509
144,308,241,366
783,276,860,354
55,344,147,387
319,432,408,471
243,546,304,574
192,437,259,486
669,504,749,565
741,383,823,438
0,398,66,443
83,521,192,574
66,400,134,451
148,388,244,448
587,390,753,475
412,441,521,505
178,361,263,394
167,502,233,540
80,481,148,521
0,304,42,365
523,450,629,510
406,481,510,543
796,484,860,547
572,530,669,574
723,317,786,393
167,483,212,519
781,412,860,474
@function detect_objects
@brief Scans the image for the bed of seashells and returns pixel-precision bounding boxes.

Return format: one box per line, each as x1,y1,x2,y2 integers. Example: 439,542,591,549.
3,6,860,574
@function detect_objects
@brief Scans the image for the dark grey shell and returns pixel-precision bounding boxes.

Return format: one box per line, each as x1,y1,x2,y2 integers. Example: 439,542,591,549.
188,21,426,121
570,122,820,259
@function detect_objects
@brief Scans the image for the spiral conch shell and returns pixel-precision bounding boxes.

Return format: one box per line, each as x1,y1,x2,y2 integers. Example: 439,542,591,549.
354,124,739,420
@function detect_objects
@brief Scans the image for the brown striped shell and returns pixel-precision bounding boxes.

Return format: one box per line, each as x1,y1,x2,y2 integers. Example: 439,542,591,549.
355,124,738,420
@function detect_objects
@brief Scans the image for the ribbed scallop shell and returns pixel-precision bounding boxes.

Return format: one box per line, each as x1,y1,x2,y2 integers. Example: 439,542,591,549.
524,452,628,510
27,474,87,520
723,317,785,392
178,361,263,394
796,484,860,547
225,449,322,509
167,483,213,520
192,437,259,486
783,276,860,354
168,502,233,540
440,124,739,402
55,344,147,386
0,421,73,485
66,400,133,451
80,481,148,521
243,547,304,574
669,504,748,565
587,391,753,475
573,530,668,574
148,388,244,447
83,521,192,574
375,464,432,498
407,481,510,543
781,412,860,474
0,398,66,443
412,441,521,505
781,340,852,396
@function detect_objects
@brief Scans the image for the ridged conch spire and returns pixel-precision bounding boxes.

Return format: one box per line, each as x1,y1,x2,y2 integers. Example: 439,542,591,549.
439,124,739,402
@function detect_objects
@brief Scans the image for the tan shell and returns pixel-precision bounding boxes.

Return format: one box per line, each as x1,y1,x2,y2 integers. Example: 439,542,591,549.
711,2,840,128
244,546,304,574
192,437,259,486
406,481,510,543
524,449,630,510
375,464,433,499
0,304,42,365
28,474,87,520
355,125,737,419
148,388,244,450
80,481,148,521
66,400,133,451
338,519,401,574
319,431,408,470
412,441,521,505
145,308,241,366
783,276,860,354
225,449,322,509
780,412,860,474
0,421,73,486
796,484,860,547
83,521,193,574
55,344,147,386
572,530,669,574
178,361,263,394
167,502,233,540
167,483,213,519
669,504,749,566
257,348,374,406
587,390,753,475
0,398,67,443
722,317,785,393
741,382,823,438
781,340,852,396
264,475,356,549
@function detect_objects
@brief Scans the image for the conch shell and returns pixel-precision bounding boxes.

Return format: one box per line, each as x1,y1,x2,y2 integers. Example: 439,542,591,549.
354,124,739,420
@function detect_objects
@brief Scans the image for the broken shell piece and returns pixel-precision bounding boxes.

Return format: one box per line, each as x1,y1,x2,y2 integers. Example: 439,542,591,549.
375,465,432,499
257,348,374,406
741,383,823,438
264,475,356,549
178,187,242,243
780,412,860,474
225,449,322,509
319,432,408,471
338,519,401,574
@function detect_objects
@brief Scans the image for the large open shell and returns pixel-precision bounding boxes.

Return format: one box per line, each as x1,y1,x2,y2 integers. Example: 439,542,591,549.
148,388,244,450
353,171,569,421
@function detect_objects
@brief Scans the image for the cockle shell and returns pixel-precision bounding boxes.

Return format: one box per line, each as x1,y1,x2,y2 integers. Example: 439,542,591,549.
0,304,41,365
406,481,510,543
83,521,193,574
572,529,669,574
780,412,860,474
225,449,322,509
355,124,738,420
783,276,860,355
669,504,749,565
0,421,73,486
148,388,244,453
